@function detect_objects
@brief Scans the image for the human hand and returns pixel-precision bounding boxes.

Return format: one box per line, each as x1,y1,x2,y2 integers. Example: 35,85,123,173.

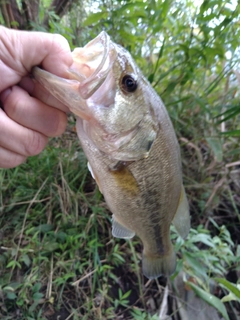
0,26,73,168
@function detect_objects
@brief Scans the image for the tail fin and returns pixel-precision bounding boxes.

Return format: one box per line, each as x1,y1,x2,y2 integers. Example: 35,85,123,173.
142,245,176,279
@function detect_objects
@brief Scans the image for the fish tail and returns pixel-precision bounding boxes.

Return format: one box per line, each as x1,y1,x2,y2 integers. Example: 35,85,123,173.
142,245,176,279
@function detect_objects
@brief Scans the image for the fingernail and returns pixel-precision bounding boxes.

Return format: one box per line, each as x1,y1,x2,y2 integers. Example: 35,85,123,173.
0,88,11,102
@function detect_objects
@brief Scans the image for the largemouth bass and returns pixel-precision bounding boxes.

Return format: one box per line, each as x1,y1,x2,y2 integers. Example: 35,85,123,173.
33,31,190,279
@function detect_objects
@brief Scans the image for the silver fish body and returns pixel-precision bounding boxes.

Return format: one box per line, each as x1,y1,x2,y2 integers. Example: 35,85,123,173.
33,32,190,279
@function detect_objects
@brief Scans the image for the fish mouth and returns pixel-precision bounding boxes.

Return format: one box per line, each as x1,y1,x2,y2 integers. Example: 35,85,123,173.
32,31,117,118
67,31,117,99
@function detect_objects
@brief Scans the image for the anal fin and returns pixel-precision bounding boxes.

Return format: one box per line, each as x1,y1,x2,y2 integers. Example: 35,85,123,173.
112,215,135,239
172,185,190,239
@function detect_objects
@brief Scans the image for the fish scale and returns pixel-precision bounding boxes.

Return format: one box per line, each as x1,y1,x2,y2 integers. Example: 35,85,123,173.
77,108,182,278
33,31,190,279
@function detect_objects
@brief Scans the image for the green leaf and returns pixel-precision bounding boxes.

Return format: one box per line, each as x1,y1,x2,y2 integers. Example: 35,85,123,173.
83,11,108,27
184,252,207,278
3,286,15,292
32,282,41,293
33,292,44,301
221,292,238,303
116,1,146,15
121,290,131,300
221,130,240,137
6,260,21,269
34,223,53,232
148,73,154,83
186,281,230,320
6,292,17,300
190,233,215,248
119,29,138,43
16,298,25,306
214,278,240,300
21,254,31,267
216,105,240,122
206,137,223,162
42,241,59,252
162,81,178,96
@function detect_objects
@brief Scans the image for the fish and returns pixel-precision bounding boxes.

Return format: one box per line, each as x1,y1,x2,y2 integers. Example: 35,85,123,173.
32,31,190,279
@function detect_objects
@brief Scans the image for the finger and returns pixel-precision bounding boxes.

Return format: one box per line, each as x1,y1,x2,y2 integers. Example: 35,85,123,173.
1,85,67,137
19,77,70,113
0,26,73,90
1,27,73,75
0,108,48,157
0,146,26,168
40,33,73,76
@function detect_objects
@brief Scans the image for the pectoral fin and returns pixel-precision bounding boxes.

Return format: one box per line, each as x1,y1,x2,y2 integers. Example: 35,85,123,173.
112,215,135,239
172,185,190,239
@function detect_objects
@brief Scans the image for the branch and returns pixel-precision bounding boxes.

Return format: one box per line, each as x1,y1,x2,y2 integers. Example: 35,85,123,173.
0,0,23,29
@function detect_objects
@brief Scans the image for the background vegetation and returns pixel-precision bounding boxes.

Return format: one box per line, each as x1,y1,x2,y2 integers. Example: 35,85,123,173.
0,0,240,319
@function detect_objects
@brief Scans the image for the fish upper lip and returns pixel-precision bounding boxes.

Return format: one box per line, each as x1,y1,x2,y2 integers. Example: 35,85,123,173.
82,32,111,86
68,31,117,100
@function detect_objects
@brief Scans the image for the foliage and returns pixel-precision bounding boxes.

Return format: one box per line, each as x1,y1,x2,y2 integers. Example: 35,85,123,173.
0,0,240,319
0,0,80,30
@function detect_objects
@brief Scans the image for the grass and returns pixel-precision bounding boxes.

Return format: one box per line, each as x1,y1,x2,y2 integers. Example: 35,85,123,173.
0,123,154,319
0,114,239,319
1,1,240,317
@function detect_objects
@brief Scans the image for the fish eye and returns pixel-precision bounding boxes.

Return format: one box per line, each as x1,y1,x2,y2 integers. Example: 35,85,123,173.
121,75,138,93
